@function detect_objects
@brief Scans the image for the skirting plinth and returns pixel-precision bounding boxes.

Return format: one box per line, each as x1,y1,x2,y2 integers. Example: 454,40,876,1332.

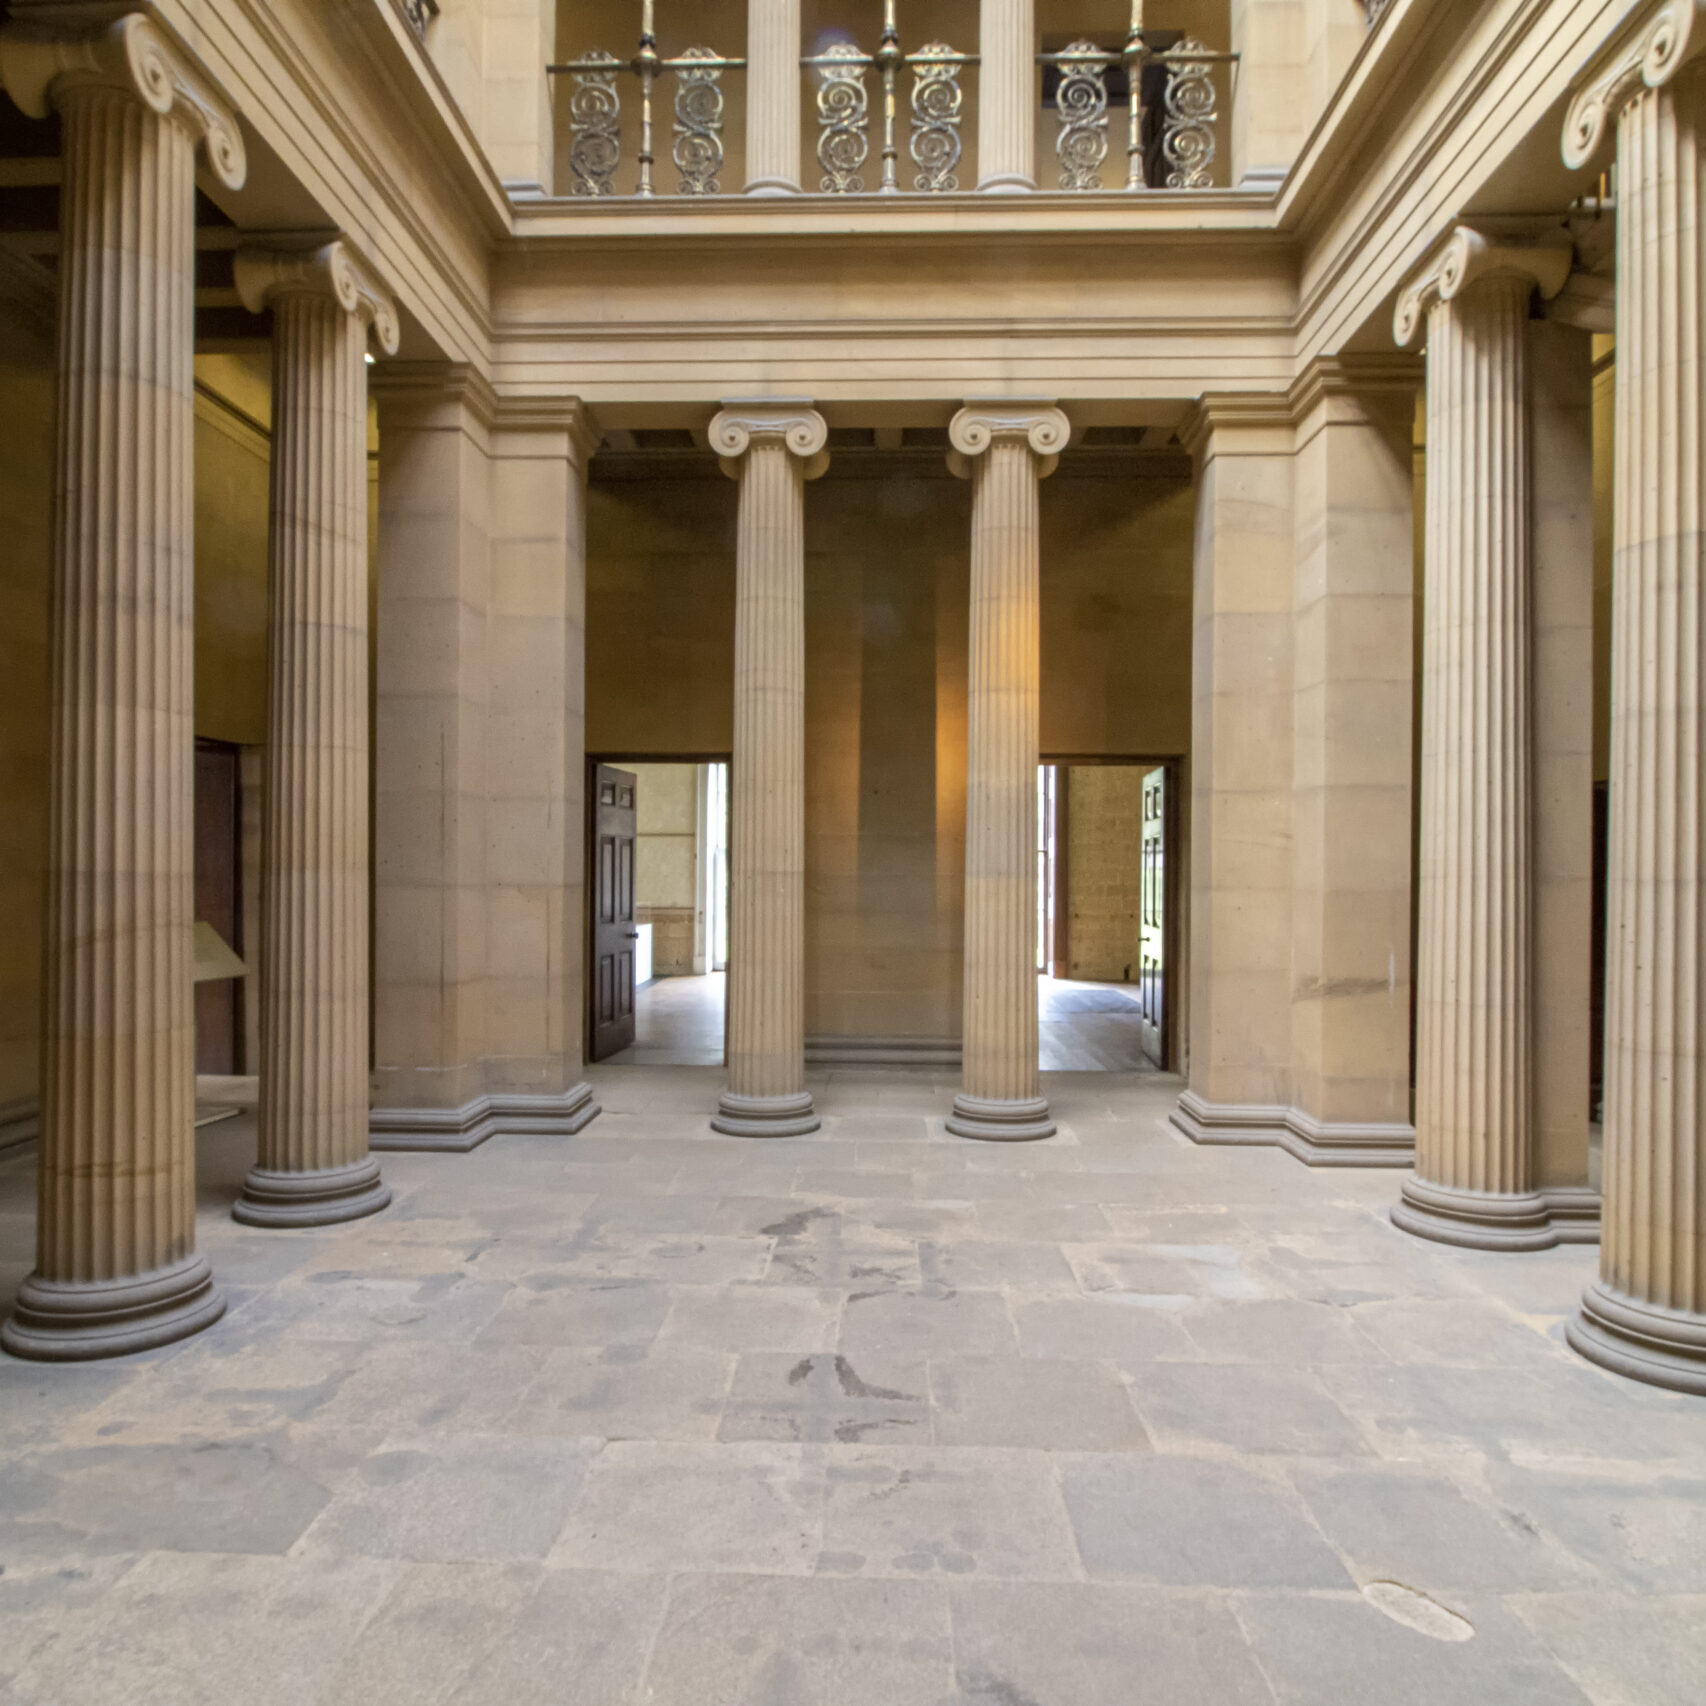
1171,1092,1416,1168
233,1158,392,1229
0,1253,225,1363
947,1093,1055,1143
1568,1283,1706,1397
1390,1176,1559,1252
369,1084,601,1153
711,1090,820,1139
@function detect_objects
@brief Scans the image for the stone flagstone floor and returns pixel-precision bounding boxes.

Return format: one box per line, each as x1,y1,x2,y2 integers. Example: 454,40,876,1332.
1,1067,1703,1705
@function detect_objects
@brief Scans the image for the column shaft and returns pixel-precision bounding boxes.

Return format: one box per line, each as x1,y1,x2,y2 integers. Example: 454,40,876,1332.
1569,68,1706,1391
948,412,1062,1143
977,0,1036,191
2,88,222,1357
715,430,818,1136
236,291,389,1226
1396,275,1553,1248
745,0,802,193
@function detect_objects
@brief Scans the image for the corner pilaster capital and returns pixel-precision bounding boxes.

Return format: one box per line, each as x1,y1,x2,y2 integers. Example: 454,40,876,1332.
1393,223,1574,348
947,399,1071,480
235,239,401,356
489,395,602,468
1177,393,1294,465
0,12,244,189
1564,0,1706,167
710,400,830,480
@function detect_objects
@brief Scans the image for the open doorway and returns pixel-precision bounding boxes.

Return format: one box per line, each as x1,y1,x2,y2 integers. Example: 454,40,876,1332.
1036,759,1179,1072
587,758,730,1065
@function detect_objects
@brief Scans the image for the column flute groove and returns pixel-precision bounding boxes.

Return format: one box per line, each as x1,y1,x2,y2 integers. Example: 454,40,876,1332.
1562,15,1706,1390
946,401,1067,1141
231,241,399,1226
0,17,244,1359
1391,225,1572,1249
710,402,827,1137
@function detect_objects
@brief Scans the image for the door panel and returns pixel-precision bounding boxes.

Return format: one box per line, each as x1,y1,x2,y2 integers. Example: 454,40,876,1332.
1139,765,1166,1069
589,763,639,1060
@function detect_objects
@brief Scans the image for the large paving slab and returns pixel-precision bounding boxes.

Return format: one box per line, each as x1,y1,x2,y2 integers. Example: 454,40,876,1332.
0,1066,1703,1704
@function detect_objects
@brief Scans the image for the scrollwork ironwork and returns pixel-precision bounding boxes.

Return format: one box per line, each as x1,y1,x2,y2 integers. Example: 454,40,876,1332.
1161,39,1216,190
1055,41,1109,191
569,48,621,196
401,0,439,40
673,44,725,194
816,41,870,193
910,43,963,192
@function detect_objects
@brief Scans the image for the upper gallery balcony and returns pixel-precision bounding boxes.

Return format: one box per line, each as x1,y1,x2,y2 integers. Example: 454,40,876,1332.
541,2,1239,203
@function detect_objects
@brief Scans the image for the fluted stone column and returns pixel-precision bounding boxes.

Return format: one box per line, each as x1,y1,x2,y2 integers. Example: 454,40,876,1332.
947,401,1068,1140
1562,17,1706,1391
0,17,244,1359
744,0,801,194
977,0,1036,191
1391,225,1572,1251
710,402,828,1136
230,243,399,1227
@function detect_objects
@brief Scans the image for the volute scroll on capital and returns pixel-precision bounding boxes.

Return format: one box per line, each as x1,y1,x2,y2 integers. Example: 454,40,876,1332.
1392,224,1574,348
709,402,830,481
1563,0,1706,168
0,13,245,189
947,401,1072,480
235,240,402,356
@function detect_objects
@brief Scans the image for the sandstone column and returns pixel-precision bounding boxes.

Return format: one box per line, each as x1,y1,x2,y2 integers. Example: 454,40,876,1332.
744,0,802,194
1562,20,1706,1390
229,242,399,1227
0,17,245,1358
710,402,828,1136
1391,224,1572,1250
1170,397,1296,1150
946,401,1068,1140
977,0,1036,191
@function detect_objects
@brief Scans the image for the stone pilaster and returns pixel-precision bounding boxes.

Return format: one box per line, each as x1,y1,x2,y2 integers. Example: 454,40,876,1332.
977,0,1036,192
1562,12,1706,1390
0,16,244,1359
1390,224,1573,1251
709,401,828,1136
229,242,398,1228
744,0,801,194
946,400,1068,1140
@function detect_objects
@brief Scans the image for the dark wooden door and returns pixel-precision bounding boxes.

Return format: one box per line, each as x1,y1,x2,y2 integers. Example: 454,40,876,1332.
1138,764,1167,1069
589,763,639,1061
194,740,242,1074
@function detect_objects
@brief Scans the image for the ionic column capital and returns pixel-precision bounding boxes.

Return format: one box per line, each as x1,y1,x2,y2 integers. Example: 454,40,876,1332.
710,399,829,479
947,399,1070,479
0,13,244,189
235,239,401,356
1393,223,1574,348
1564,0,1706,167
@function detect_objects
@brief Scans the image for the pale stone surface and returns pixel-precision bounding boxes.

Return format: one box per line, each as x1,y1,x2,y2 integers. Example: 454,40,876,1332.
977,0,1037,191
3,1067,1704,1702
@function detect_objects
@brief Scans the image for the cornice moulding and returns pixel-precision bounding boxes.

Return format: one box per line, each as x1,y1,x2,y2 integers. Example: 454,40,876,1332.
1564,0,1706,167
1393,221,1574,346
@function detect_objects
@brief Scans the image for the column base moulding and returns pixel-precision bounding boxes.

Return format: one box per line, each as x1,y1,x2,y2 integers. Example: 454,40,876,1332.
233,1158,392,1229
1568,1283,1706,1398
712,1090,820,1139
1540,1186,1603,1245
0,1253,225,1363
805,1036,963,1068
1171,1091,1415,1168
369,1084,602,1153
1391,1176,1562,1251
947,1093,1055,1143
0,1097,39,1155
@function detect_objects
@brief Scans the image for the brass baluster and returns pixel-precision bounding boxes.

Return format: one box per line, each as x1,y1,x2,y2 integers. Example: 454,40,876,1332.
877,0,902,193
637,0,658,197
1125,1,1147,191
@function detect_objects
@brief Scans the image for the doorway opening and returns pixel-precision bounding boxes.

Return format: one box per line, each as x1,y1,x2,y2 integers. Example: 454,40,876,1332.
1036,758,1179,1072
587,757,730,1065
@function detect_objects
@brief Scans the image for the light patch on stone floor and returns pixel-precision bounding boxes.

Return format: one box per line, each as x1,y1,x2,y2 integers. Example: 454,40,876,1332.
1362,1580,1476,1641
